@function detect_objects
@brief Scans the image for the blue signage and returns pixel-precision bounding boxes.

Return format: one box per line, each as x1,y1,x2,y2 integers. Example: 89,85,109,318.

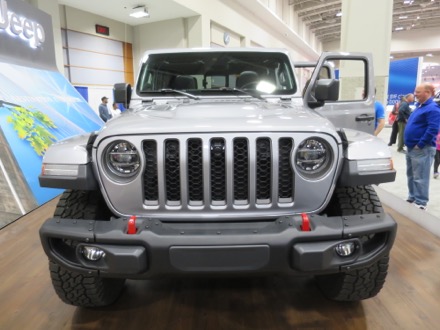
387,57,419,105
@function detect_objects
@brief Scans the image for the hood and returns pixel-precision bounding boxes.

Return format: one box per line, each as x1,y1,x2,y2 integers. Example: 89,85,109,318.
97,100,337,138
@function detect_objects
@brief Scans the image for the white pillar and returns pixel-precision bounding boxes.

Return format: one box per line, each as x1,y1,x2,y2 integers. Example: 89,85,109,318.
340,0,393,104
28,0,63,73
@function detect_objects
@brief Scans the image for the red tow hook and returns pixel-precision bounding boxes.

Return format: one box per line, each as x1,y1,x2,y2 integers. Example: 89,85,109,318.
127,215,137,234
300,213,311,231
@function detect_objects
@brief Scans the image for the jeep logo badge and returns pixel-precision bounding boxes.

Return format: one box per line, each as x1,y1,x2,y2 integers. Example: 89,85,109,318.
0,0,45,48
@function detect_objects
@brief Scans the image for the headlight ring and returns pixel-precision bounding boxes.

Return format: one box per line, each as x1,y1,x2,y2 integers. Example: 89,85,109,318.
104,140,141,180
295,137,332,179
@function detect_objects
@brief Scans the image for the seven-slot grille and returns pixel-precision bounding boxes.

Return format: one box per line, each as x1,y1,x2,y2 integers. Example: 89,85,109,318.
142,135,294,209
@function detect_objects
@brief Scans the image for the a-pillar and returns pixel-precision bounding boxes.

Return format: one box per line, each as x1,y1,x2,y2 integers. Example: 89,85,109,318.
340,0,393,104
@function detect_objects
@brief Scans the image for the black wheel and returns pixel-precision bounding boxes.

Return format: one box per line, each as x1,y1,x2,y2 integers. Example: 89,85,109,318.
49,261,125,308
316,256,389,301
49,190,125,307
323,185,383,216
317,185,389,301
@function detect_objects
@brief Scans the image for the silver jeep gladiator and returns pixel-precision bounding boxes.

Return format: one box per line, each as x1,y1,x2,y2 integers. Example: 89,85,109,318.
39,48,396,307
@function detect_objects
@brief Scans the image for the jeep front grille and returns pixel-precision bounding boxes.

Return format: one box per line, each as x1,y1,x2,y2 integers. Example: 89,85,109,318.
142,135,295,208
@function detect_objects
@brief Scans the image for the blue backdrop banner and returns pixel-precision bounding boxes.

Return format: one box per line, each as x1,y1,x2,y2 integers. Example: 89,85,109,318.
387,57,420,105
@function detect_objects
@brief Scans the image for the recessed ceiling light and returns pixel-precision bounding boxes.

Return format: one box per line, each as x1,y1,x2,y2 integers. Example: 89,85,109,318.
395,27,404,31
129,6,149,18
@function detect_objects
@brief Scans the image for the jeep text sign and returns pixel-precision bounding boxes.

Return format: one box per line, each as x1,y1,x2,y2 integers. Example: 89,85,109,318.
0,0,45,48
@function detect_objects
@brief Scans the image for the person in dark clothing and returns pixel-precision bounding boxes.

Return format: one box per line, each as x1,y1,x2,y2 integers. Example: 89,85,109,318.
388,101,399,146
99,96,112,122
434,131,440,179
396,93,414,153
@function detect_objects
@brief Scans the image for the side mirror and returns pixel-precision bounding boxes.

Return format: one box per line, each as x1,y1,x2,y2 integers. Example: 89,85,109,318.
113,83,132,109
315,79,339,102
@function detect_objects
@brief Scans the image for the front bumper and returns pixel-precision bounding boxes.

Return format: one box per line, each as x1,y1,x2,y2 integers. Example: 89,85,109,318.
39,213,396,279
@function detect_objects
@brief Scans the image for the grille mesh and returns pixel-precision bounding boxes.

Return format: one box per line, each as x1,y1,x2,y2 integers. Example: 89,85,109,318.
142,136,295,207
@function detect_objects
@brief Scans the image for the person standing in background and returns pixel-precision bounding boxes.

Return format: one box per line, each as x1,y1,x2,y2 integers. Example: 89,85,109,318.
404,83,440,210
388,101,400,146
433,131,440,179
99,96,112,122
396,93,415,153
111,102,122,118
374,99,385,136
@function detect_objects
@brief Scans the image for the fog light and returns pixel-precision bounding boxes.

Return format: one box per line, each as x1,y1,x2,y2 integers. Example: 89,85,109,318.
81,246,105,261
335,242,355,257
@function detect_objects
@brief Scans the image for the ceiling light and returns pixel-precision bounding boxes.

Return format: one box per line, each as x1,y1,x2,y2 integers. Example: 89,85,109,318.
399,16,408,19
426,53,433,57
130,6,149,18
395,27,404,31
336,12,342,17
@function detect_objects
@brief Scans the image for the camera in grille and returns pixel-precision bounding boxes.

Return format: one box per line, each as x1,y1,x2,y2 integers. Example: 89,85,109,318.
142,136,295,206
210,138,226,201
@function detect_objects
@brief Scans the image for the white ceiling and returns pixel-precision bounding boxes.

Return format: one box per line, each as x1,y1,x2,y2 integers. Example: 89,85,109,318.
58,0,197,26
291,0,440,43
58,0,440,60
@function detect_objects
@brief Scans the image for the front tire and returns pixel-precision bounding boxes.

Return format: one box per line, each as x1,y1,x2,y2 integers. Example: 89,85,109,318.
49,190,125,307
317,185,389,301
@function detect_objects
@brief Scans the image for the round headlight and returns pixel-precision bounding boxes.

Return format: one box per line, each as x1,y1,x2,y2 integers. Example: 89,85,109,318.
105,140,140,178
295,138,332,179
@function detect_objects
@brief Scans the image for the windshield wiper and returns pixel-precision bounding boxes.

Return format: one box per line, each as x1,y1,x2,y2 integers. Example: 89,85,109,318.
160,89,200,100
218,87,266,101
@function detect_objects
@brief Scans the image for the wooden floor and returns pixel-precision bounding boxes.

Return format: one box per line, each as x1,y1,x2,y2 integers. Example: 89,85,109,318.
1,199,440,330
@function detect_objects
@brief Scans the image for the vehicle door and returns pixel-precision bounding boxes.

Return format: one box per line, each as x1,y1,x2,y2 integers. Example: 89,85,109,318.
303,52,375,134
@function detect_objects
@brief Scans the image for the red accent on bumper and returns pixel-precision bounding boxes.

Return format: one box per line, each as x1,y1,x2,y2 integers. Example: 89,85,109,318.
301,213,311,231
127,216,137,234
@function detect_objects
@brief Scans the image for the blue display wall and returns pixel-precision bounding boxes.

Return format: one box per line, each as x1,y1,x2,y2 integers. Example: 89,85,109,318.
387,57,420,105
0,62,102,205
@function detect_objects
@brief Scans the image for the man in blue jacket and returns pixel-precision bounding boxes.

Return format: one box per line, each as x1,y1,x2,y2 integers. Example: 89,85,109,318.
404,83,440,210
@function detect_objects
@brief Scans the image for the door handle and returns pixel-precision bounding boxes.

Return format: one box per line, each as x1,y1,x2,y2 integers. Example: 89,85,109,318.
355,114,375,122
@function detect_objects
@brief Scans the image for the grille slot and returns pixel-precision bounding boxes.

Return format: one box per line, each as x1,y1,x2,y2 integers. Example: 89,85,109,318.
234,138,249,202
256,138,272,202
143,140,158,201
142,136,295,209
210,138,226,203
187,139,203,202
278,138,294,201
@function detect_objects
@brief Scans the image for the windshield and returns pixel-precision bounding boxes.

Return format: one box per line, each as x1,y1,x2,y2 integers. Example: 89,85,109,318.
137,51,297,97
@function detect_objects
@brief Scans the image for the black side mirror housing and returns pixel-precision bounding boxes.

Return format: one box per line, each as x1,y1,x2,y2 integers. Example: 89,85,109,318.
315,79,339,102
113,83,132,109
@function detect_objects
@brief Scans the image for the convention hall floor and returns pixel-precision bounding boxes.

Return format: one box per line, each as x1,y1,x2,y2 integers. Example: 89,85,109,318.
1,194,440,330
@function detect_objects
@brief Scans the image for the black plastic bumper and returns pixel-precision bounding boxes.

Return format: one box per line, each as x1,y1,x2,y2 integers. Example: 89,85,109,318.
39,213,397,279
